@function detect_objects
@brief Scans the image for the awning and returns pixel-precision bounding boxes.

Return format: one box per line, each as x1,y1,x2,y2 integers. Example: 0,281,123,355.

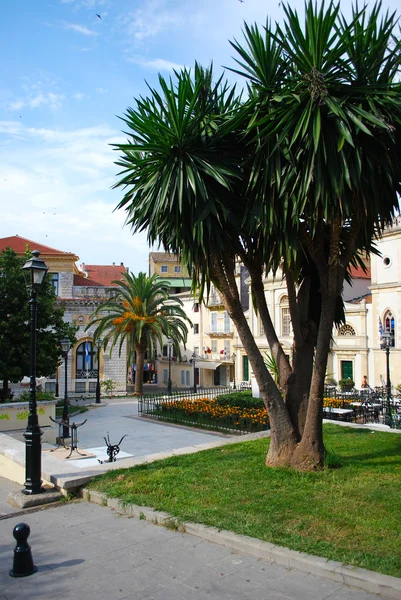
196,361,222,370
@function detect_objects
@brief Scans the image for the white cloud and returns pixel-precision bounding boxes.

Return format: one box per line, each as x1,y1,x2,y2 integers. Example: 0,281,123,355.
96,87,108,94
5,92,64,112
119,1,184,42
127,57,184,72
0,121,151,271
73,92,85,100
62,22,98,36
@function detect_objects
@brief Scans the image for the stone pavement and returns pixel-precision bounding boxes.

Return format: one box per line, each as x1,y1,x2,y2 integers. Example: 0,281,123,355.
0,484,386,600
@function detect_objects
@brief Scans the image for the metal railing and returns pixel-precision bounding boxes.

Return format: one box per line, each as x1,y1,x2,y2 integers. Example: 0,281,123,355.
324,385,401,428
138,386,268,434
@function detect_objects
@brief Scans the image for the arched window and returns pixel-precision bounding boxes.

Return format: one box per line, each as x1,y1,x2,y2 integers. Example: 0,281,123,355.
76,341,98,377
280,295,291,337
383,310,395,347
338,324,356,336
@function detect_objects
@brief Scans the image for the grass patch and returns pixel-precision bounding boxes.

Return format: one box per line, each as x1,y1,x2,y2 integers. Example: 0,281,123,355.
56,405,88,417
86,424,401,578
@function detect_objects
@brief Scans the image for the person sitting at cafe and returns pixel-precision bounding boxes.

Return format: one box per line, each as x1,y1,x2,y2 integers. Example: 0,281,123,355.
361,375,369,389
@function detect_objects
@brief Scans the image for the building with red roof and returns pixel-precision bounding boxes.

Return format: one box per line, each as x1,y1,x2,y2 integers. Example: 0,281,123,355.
1,235,129,395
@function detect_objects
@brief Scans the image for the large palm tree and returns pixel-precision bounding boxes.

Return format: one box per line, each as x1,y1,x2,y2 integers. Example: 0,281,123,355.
86,272,191,395
113,3,401,468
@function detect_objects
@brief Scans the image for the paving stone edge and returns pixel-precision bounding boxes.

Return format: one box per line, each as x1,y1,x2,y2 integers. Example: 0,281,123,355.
80,488,401,600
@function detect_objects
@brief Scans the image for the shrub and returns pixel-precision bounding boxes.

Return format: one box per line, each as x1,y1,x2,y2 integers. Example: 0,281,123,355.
339,378,355,391
14,390,55,403
100,379,116,397
215,391,264,410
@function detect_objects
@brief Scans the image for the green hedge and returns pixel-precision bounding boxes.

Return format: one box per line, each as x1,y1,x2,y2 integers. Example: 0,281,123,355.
13,390,55,403
215,391,265,410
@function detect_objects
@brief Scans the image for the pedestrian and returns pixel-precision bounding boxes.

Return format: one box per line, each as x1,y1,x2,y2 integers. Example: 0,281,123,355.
361,375,368,389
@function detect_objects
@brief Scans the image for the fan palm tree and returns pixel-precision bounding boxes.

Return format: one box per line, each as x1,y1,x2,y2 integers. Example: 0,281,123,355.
86,272,191,395
113,2,401,468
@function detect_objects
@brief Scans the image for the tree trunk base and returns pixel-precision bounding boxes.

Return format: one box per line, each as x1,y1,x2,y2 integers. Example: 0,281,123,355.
265,439,297,468
265,435,325,471
289,438,325,471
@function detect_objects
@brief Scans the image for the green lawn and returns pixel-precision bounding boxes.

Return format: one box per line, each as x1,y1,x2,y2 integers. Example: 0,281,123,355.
56,405,88,418
86,424,401,578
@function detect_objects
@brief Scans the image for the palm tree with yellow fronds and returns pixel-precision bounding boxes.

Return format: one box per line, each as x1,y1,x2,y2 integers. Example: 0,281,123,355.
86,272,191,395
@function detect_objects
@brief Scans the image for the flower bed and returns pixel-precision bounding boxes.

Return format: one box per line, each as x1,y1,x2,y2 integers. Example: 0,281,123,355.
323,397,348,409
147,396,269,433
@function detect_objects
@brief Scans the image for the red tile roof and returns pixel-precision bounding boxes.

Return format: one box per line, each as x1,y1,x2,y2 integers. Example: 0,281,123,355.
349,265,371,280
73,274,106,287
0,235,78,259
79,264,127,287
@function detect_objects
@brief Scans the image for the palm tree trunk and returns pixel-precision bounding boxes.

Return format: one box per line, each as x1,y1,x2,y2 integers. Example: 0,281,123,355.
134,346,146,395
210,256,298,465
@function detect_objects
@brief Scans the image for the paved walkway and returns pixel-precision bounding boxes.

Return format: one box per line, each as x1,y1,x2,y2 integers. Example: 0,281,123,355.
0,479,384,600
0,401,399,598
6,397,234,466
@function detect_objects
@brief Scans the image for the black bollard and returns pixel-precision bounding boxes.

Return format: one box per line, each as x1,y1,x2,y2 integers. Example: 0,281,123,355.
9,523,37,577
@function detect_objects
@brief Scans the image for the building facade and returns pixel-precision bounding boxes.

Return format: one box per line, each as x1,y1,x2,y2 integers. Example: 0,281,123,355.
0,236,129,395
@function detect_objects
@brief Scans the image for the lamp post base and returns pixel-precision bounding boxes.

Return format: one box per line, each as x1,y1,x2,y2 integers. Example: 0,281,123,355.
23,427,43,495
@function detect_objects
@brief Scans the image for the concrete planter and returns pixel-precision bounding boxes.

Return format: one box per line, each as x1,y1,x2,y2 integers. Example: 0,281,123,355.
0,400,57,431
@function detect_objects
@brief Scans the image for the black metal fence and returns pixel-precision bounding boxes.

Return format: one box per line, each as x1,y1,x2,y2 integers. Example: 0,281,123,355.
138,386,269,435
324,386,401,428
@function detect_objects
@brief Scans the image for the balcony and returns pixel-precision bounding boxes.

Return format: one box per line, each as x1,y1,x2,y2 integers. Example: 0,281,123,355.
201,352,233,362
206,293,225,309
206,328,233,338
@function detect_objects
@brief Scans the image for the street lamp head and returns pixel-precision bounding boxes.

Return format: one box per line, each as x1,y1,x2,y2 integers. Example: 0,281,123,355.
95,338,103,350
61,338,70,354
21,250,48,292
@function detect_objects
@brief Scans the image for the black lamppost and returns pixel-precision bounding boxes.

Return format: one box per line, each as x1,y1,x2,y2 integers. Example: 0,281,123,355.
232,352,236,390
167,338,173,395
95,338,102,404
21,250,48,495
60,338,71,439
382,333,393,428
192,349,198,392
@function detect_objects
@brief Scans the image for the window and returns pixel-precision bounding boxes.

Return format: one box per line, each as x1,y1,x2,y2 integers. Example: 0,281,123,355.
160,265,168,273
174,266,181,273
76,341,97,373
280,295,291,337
194,324,199,334
338,324,356,336
224,340,231,357
211,340,217,353
260,320,265,336
163,369,168,383
51,272,59,295
281,307,291,336
211,312,217,333
186,371,190,385
383,310,395,347
223,311,230,333
181,370,185,385
162,344,176,358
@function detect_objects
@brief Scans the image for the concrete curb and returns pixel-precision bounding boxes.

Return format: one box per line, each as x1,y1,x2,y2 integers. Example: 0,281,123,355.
80,488,401,600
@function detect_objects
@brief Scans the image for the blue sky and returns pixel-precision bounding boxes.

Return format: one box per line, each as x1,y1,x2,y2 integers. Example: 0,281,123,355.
1,0,399,274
